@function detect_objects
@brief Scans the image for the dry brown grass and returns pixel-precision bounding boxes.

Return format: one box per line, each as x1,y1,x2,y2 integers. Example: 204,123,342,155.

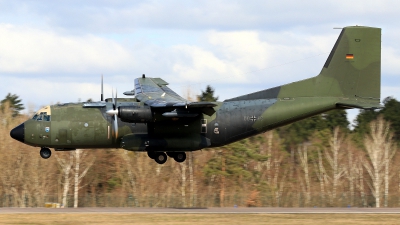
0,214,400,225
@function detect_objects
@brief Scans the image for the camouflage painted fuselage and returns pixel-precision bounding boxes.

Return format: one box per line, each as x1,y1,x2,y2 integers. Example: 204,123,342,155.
12,26,382,154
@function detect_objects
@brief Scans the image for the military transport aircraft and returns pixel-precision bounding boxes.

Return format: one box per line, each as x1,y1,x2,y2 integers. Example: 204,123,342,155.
10,26,381,164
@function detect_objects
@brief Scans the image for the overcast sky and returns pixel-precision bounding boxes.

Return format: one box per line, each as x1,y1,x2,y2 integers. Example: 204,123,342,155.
1,0,399,124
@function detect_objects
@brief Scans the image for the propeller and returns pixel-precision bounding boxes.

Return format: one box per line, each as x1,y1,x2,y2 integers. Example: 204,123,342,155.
112,89,118,138
106,89,119,139
101,76,119,139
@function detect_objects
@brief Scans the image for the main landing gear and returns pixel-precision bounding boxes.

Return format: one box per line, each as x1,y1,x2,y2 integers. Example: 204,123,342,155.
147,151,187,164
40,147,52,159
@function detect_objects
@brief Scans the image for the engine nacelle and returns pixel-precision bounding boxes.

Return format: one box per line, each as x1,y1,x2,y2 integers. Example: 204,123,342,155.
118,106,153,123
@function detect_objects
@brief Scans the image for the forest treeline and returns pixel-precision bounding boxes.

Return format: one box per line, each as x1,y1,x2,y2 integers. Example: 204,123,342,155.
1,90,400,208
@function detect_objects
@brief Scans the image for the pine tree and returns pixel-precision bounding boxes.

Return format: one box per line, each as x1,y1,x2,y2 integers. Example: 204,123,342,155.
1,93,25,117
380,97,400,140
353,96,400,143
203,139,268,206
323,109,349,132
277,115,326,147
197,85,218,102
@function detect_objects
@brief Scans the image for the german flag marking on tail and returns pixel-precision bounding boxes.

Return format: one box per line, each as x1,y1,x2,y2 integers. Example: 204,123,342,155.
346,54,354,60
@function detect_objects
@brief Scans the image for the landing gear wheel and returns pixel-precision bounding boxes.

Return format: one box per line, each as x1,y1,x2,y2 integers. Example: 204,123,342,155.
147,151,156,159
174,152,186,163
40,148,51,159
154,152,168,164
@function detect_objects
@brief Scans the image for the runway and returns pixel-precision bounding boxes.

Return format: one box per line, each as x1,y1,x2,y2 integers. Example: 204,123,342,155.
1,207,400,214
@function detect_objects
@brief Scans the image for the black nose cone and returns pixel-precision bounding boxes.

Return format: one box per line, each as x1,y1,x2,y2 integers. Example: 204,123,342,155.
10,123,25,143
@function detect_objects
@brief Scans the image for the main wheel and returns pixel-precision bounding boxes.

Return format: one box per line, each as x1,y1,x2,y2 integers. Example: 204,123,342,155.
154,152,167,164
40,148,51,159
147,151,156,159
174,152,186,163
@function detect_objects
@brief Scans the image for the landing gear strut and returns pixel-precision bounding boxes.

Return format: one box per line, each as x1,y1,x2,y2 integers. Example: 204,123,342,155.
40,147,51,159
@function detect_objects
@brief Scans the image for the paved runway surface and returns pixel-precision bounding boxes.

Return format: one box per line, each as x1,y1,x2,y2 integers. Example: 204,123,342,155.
1,207,400,214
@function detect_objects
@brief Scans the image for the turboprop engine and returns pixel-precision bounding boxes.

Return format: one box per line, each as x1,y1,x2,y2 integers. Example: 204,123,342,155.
106,101,153,123
117,105,153,123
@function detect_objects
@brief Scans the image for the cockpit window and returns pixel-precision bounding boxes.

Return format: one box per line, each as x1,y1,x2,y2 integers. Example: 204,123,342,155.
32,106,51,122
32,112,51,121
43,114,50,121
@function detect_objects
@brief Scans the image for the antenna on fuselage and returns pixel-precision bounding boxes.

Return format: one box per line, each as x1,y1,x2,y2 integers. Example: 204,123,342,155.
101,74,104,101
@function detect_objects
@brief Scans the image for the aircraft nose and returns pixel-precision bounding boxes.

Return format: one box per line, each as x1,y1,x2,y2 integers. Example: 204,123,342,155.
10,123,25,143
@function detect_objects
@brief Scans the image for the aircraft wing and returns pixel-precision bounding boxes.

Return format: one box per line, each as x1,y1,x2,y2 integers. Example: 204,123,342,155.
134,77,217,115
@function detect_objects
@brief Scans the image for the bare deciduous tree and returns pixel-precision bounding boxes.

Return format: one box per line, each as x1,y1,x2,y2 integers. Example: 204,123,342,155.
55,152,74,208
177,160,187,207
363,116,395,208
266,132,273,184
325,127,346,206
345,146,357,206
383,133,396,207
355,158,367,207
120,151,139,206
297,144,310,206
188,152,196,207
73,149,95,208
314,149,326,206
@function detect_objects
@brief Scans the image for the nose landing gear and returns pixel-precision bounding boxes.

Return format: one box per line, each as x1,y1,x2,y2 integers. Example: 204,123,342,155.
40,147,52,159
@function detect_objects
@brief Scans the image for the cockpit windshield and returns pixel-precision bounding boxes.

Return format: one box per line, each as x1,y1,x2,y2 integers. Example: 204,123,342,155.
32,106,51,122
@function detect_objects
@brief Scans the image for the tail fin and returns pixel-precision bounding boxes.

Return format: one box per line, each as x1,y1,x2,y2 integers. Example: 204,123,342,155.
317,26,381,109
226,26,381,109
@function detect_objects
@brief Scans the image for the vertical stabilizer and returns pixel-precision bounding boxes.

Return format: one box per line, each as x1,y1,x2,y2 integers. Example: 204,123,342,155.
227,26,381,109
317,26,381,104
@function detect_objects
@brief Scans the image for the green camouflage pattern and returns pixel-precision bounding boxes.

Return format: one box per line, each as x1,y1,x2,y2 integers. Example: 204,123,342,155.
11,26,381,160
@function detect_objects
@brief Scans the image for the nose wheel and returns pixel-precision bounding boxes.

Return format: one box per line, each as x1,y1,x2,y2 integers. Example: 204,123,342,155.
40,148,52,159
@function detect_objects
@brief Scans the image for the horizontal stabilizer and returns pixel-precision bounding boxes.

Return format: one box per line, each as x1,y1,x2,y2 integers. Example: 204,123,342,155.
336,101,382,110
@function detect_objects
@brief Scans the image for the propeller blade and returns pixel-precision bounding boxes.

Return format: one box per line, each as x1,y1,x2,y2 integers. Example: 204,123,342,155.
110,89,119,139
115,89,118,109
113,114,118,138
106,89,118,115
112,89,115,110
101,75,104,101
